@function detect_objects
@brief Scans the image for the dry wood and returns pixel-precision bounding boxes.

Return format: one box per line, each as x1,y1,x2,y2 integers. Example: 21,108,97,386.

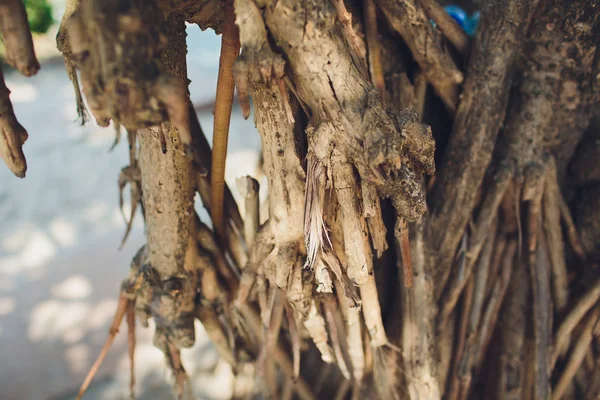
553,278,600,368
447,277,474,400
494,251,529,400
543,159,569,312
76,295,132,400
375,0,462,111
419,0,468,54
553,308,600,400
304,300,335,363
263,0,434,195
528,191,552,400
0,0,40,76
333,161,371,286
398,218,413,287
437,308,456,397
429,0,538,290
324,296,351,380
398,217,441,399
236,176,260,248
346,305,365,383
211,0,240,236
364,0,385,100
476,240,518,371
361,181,388,258
284,302,301,381
0,70,29,178
67,0,192,142
126,303,136,397
331,0,368,78
559,195,586,260
486,235,507,296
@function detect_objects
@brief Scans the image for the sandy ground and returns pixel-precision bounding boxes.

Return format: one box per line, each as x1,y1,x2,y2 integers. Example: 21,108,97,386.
0,23,262,400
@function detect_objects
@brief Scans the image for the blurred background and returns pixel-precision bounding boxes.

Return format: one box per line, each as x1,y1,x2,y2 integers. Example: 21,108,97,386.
0,1,262,398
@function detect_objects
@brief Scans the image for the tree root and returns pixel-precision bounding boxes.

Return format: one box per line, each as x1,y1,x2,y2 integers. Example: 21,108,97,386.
76,295,135,400
375,0,462,112
429,0,538,291
0,0,40,76
211,0,239,237
64,0,193,146
0,70,29,178
553,308,600,400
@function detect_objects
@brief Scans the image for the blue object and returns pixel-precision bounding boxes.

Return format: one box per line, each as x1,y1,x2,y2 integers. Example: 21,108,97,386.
439,5,480,37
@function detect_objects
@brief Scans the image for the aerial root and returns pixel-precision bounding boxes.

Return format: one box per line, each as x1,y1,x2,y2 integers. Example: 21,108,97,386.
77,295,135,400
118,164,142,249
398,218,412,287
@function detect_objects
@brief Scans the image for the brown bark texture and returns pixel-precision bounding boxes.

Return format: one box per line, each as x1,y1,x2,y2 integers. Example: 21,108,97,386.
1,0,599,399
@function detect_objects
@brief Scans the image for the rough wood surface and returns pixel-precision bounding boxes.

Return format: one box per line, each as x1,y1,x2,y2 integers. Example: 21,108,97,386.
429,0,538,292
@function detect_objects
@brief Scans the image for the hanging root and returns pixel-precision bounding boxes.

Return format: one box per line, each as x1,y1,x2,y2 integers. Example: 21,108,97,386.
398,218,412,287
304,300,335,363
0,0,40,76
56,0,89,124
527,182,551,400
364,0,385,100
284,302,301,381
126,301,136,397
304,154,329,270
233,0,287,120
419,0,468,54
211,0,240,236
236,176,260,247
552,308,600,400
166,342,188,400
118,163,142,249
331,0,368,78
374,0,462,111
67,63,89,125
399,217,441,399
553,278,600,367
429,0,537,289
323,296,351,380
543,159,569,312
77,295,134,400
494,246,528,399
64,0,193,144
0,70,29,178
558,194,586,259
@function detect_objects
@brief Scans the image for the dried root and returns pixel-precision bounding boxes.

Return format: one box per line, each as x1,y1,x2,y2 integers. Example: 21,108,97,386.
375,0,462,112
0,0,40,76
211,0,240,236
0,70,29,178
64,0,192,146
